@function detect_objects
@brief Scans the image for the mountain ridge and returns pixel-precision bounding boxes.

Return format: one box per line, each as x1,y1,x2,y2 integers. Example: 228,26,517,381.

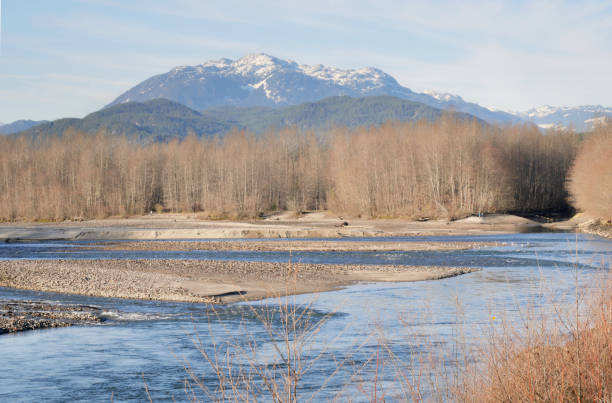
108,53,519,125
5,54,610,131
17,99,232,142
0,119,48,135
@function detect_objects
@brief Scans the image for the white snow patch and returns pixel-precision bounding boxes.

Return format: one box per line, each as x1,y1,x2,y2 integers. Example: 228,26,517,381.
527,105,559,118
520,105,612,119
423,90,463,103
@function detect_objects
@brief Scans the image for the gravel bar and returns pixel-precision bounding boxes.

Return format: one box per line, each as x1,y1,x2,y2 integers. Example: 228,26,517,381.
0,259,479,304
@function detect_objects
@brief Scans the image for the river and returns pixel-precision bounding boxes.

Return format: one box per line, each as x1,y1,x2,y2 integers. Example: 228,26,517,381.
0,233,610,402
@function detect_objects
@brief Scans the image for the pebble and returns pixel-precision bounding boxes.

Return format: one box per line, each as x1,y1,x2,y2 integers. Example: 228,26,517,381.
0,300,105,334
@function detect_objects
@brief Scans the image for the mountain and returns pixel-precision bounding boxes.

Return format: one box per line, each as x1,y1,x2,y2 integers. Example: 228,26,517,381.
19,99,233,142
108,53,518,125
0,120,48,135
202,95,483,133
16,96,482,142
516,105,612,132
421,90,520,126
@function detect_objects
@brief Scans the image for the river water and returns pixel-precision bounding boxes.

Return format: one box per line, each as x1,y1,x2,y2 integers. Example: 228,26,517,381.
0,233,610,402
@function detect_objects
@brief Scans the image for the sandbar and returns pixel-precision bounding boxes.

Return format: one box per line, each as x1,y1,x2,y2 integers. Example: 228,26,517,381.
0,259,479,304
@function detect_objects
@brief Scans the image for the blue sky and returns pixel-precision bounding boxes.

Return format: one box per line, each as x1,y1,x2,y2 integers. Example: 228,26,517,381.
1,0,611,122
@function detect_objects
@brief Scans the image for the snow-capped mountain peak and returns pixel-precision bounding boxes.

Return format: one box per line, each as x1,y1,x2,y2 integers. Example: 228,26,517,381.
231,53,295,77
107,54,520,125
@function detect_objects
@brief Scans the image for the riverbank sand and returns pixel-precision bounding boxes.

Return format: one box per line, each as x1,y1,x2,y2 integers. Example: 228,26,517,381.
0,211,587,242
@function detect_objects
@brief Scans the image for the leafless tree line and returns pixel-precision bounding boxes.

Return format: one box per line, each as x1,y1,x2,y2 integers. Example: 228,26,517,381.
0,116,581,221
568,123,612,221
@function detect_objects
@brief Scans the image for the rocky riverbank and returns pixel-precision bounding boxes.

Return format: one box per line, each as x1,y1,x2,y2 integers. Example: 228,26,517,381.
0,259,479,304
0,300,106,334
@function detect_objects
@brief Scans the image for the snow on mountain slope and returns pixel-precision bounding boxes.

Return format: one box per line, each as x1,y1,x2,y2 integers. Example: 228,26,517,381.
517,105,612,131
422,90,464,103
108,53,518,125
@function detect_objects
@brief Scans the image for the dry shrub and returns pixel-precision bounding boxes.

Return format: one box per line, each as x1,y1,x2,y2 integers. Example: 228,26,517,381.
184,283,612,402
568,123,612,221
458,279,612,403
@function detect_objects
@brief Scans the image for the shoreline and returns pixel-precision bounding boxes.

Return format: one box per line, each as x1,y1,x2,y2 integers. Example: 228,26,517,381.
0,212,588,242
0,259,479,305
579,219,612,239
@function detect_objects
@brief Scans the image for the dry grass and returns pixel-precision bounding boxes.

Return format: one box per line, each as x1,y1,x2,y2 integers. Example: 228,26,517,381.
456,271,612,402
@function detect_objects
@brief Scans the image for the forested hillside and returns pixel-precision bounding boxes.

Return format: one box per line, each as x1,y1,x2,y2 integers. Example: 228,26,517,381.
0,120,48,135
15,96,480,142
201,95,482,133
18,99,233,142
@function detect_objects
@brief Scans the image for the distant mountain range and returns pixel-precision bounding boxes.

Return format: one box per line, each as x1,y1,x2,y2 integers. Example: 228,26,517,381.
0,120,48,135
17,96,481,142
6,54,611,136
515,105,612,132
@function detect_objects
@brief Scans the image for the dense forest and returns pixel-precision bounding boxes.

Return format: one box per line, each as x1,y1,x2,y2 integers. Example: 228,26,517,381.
16,96,479,142
0,115,608,222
